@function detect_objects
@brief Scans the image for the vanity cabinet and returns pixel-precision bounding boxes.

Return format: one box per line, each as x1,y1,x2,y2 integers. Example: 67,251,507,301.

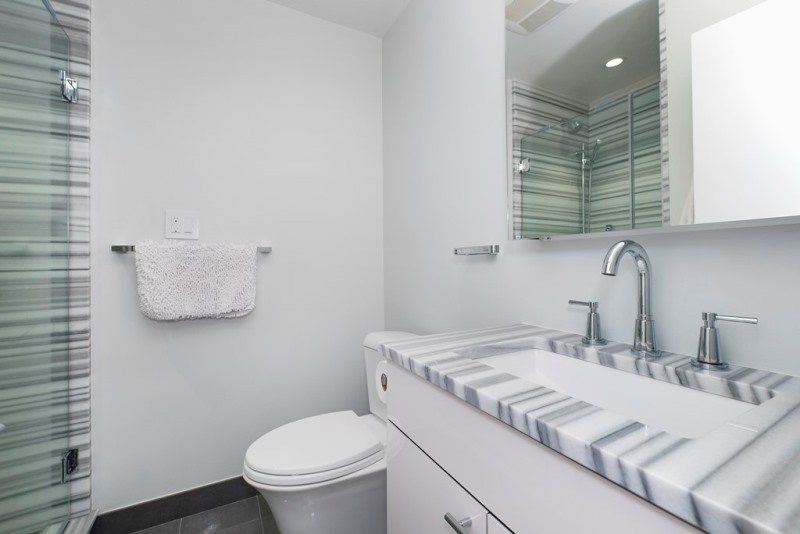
387,422,488,533
387,361,697,534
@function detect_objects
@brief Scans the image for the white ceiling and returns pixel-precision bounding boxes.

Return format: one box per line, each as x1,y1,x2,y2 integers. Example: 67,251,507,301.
507,0,660,105
267,0,411,36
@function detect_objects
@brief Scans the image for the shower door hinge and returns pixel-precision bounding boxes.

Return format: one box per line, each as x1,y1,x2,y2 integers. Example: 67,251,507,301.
517,158,531,173
60,70,78,103
61,448,79,483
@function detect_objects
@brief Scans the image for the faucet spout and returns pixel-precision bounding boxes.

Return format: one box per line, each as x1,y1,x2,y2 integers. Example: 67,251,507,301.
601,240,659,357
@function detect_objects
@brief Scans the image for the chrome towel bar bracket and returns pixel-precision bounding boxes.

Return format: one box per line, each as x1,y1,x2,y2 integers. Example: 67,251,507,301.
111,245,272,254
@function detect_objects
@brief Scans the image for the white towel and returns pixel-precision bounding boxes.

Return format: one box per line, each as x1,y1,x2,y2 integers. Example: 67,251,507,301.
134,241,258,321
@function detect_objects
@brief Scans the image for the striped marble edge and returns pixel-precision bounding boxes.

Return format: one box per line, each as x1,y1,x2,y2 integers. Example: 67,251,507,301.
379,324,800,534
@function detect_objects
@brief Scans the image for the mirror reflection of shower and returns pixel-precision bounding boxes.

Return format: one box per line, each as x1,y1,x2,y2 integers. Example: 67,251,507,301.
517,82,661,237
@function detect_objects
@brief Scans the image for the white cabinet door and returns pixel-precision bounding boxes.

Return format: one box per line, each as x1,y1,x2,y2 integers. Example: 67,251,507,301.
388,422,487,534
488,515,513,534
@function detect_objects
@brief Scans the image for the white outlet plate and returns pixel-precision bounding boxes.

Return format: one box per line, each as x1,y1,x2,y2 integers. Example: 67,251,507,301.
164,210,200,240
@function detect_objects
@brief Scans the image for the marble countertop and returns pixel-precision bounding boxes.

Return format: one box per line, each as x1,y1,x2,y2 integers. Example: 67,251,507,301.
379,324,800,534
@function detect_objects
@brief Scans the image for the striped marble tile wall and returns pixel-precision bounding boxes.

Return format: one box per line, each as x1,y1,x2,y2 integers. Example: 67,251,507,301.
583,97,631,232
631,85,663,229
587,84,662,232
658,0,671,224
509,80,587,237
0,0,91,532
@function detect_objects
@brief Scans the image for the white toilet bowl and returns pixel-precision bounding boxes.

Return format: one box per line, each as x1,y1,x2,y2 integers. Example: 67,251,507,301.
243,331,416,534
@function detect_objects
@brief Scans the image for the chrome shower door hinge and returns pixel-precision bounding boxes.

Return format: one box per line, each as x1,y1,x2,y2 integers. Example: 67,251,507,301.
61,448,79,483
60,70,78,103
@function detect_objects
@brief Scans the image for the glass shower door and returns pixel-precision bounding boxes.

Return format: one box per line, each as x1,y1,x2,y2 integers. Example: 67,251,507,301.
518,118,586,237
0,0,73,532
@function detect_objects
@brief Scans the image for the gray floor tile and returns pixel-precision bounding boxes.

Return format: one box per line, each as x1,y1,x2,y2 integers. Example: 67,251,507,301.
180,497,260,534
217,519,262,534
256,496,279,534
132,519,181,534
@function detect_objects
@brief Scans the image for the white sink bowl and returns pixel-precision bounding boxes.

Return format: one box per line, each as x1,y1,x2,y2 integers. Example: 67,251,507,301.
480,349,757,438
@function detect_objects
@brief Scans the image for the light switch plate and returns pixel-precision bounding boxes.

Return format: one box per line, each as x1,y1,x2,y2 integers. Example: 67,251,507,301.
164,210,200,240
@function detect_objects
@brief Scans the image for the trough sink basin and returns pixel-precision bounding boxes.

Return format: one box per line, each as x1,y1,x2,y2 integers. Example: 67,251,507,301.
481,349,757,439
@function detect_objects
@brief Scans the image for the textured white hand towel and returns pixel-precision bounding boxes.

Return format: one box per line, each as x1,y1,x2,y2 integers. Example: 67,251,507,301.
134,241,258,321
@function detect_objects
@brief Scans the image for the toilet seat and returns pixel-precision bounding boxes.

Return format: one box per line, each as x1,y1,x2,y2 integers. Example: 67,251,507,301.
244,411,385,487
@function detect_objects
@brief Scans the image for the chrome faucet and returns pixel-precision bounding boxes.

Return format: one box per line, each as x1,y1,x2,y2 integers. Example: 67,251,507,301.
601,240,660,357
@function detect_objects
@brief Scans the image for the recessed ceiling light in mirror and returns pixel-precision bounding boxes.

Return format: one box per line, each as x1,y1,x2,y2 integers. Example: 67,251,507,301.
605,57,624,68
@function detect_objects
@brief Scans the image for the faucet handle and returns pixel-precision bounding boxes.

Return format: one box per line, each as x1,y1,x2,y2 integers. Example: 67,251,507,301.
569,299,597,310
569,299,606,346
705,312,758,325
693,311,758,371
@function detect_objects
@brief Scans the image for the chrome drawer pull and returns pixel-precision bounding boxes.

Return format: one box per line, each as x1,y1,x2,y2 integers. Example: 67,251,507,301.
444,513,472,533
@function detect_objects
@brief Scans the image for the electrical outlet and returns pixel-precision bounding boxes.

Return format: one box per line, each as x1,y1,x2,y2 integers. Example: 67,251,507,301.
165,210,200,240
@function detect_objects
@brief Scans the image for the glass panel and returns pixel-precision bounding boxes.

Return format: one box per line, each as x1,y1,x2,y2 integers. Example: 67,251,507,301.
0,0,72,532
519,115,586,237
631,84,662,229
586,98,631,233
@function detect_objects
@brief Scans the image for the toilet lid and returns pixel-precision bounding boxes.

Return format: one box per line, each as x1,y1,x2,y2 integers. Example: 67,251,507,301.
245,411,383,481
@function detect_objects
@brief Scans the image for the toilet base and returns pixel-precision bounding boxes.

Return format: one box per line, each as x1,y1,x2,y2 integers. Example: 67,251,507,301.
247,461,386,534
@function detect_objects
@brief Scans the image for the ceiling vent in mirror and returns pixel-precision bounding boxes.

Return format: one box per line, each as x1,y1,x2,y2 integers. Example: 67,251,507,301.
506,0,578,35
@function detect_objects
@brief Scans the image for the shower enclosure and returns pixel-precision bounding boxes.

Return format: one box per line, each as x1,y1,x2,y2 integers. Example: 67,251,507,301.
0,0,80,532
517,83,662,238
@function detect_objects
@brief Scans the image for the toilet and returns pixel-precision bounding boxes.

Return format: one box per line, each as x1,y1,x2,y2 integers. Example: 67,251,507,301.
243,331,417,534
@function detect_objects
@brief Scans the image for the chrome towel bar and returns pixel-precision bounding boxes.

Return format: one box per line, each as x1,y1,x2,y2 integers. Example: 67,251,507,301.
111,245,272,254
453,245,499,256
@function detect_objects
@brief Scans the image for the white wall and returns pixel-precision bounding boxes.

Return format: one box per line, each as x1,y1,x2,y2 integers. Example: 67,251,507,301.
92,0,383,512
383,0,800,380
692,0,800,224
664,0,767,222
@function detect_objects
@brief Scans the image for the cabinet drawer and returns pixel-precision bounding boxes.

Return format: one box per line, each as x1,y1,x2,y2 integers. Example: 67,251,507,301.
388,422,487,534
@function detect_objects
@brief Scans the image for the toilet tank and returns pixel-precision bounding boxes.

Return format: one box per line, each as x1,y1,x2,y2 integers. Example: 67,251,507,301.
363,331,417,422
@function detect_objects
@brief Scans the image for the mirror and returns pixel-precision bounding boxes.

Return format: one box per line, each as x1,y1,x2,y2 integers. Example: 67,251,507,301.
507,0,798,239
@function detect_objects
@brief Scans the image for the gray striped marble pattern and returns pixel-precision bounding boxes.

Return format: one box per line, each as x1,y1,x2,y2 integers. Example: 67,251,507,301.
0,0,91,531
380,324,800,533
658,0,671,224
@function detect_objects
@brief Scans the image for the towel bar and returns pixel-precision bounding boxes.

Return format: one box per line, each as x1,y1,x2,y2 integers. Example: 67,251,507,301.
111,245,272,254
453,245,499,256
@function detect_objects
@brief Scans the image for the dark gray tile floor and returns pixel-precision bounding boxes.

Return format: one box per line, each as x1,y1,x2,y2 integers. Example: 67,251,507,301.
132,496,278,534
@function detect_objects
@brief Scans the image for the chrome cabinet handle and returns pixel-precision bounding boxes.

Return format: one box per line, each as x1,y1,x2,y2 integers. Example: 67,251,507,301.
444,513,472,534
